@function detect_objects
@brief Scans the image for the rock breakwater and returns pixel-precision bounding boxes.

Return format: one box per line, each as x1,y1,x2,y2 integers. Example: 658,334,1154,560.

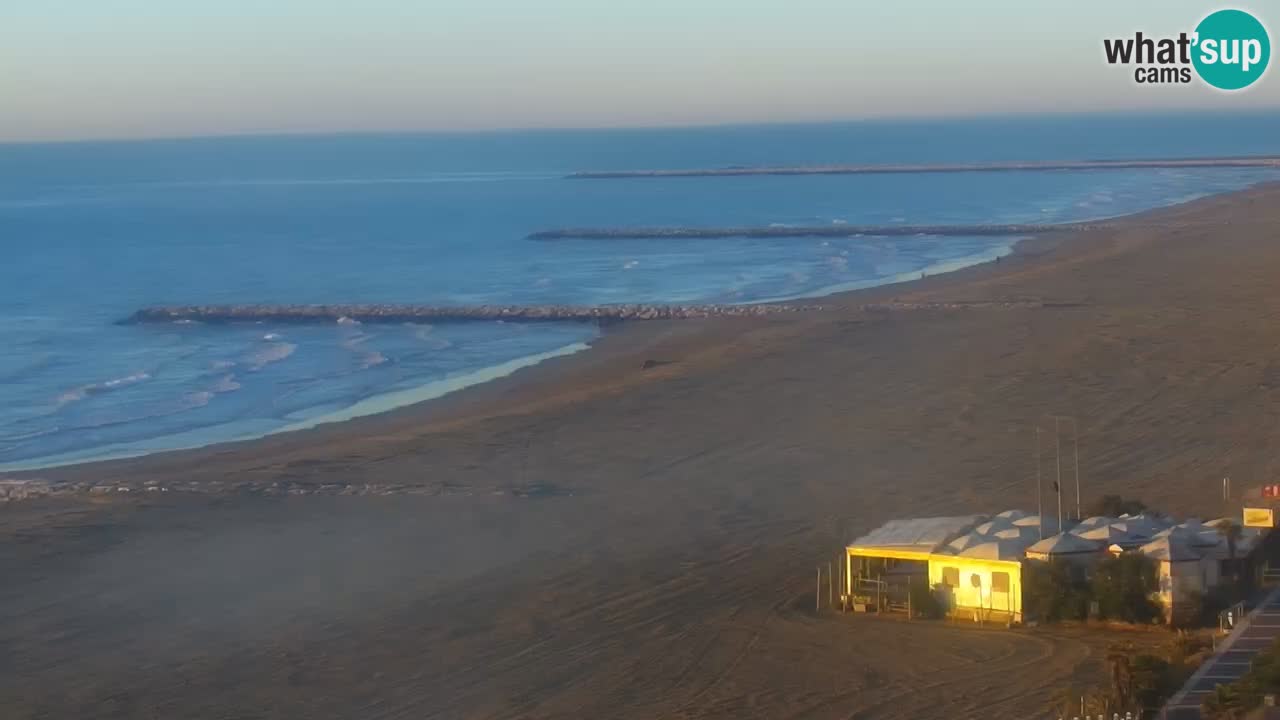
123,303,824,326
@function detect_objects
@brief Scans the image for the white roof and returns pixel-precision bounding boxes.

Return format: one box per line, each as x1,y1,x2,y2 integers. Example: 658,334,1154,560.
947,532,990,553
993,526,1039,542
1012,514,1061,533
1072,516,1116,532
1076,524,1139,544
1139,535,1202,562
848,515,986,553
1167,524,1220,548
1027,532,1103,556
959,537,1031,561
1120,514,1173,535
974,518,1015,535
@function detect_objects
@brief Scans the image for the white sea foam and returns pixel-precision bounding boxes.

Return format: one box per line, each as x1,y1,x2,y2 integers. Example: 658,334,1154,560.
211,374,242,393
246,342,297,371
184,391,215,408
746,241,1017,305
275,341,591,434
336,316,361,326
57,372,152,406
0,341,594,472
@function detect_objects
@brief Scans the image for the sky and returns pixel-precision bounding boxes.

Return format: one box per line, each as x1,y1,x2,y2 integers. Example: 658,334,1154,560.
2,0,1278,142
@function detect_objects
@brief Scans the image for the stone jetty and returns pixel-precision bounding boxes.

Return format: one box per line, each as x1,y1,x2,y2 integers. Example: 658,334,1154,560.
122,303,824,326
569,156,1280,179
529,222,1102,241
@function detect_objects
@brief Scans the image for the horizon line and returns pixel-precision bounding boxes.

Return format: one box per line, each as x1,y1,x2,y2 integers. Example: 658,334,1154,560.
3,105,1278,149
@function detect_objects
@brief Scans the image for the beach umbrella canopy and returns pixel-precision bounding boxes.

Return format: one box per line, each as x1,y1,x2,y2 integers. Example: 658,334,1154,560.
995,509,1030,521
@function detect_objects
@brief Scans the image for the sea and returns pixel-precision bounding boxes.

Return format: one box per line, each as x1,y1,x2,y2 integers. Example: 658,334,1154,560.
3,111,1280,470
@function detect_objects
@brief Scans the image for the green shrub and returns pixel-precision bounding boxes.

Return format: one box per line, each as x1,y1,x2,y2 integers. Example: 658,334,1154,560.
908,580,943,619
1023,559,1089,622
1088,495,1148,518
1091,553,1161,624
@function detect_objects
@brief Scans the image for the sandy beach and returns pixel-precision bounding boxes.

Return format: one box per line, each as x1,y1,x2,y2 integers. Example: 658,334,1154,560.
5,181,1280,718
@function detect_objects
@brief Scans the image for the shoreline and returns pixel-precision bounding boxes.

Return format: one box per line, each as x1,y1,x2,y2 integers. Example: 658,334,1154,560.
2,231,1029,478
11,180,1280,718
12,181,1271,484
568,155,1280,179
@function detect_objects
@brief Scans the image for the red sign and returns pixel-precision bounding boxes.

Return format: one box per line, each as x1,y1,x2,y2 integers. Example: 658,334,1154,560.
1263,485,1280,498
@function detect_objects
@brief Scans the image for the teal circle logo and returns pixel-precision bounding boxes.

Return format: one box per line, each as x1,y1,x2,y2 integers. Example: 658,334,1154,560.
1192,9,1271,90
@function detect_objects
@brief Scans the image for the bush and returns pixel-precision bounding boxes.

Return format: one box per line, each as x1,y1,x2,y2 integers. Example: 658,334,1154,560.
909,580,943,619
1091,553,1161,624
1024,559,1089,622
1130,652,1175,711
1088,494,1148,518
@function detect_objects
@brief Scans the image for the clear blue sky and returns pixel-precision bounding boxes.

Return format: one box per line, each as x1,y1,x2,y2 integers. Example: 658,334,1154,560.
3,0,1277,142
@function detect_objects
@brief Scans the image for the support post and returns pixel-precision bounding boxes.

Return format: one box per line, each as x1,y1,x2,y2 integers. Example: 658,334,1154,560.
828,561,834,609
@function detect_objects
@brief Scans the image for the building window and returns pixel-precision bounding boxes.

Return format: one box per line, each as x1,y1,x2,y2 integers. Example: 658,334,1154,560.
942,567,959,587
992,571,1010,593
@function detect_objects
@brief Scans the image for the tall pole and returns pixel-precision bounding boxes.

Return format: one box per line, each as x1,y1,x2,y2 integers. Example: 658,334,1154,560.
1035,426,1044,539
1055,417,1064,530
1072,417,1081,520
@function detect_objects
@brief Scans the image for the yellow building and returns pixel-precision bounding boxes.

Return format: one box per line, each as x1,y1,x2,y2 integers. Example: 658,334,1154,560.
845,515,1026,622
928,548,1024,622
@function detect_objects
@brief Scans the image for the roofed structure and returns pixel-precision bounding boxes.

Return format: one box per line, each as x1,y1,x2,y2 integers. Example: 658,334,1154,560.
1025,532,1103,558
847,515,986,558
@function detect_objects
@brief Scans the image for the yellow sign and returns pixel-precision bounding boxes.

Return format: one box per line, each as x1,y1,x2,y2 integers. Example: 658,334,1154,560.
1244,507,1275,528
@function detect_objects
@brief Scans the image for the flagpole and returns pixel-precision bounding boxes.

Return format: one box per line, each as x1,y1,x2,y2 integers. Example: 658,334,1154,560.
1055,417,1063,530
1072,417,1081,520
1035,426,1043,539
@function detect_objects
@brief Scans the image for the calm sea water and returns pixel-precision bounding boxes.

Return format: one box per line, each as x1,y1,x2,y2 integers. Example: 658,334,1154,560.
3,112,1279,469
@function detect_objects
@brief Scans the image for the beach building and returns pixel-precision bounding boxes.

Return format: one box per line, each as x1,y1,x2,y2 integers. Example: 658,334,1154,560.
845,507,1264,625
1138,528,1221,624
932,540,1025,621
845,513,1029,622
1024,532,1104,567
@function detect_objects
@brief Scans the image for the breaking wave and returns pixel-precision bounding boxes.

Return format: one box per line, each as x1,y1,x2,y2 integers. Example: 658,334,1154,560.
57,371,152,406
245,342,297,371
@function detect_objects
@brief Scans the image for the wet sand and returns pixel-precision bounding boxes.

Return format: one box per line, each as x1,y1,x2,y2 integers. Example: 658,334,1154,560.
6,183,1280,718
